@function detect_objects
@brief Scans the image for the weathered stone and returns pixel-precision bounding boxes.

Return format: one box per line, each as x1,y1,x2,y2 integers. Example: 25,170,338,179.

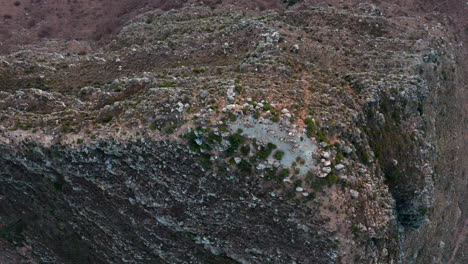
350,189,359,199
335,164,345,171
322,167,332,174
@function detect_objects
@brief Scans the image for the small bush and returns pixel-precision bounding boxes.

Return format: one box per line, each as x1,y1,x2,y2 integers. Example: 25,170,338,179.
100,114,113,124
228,112,237,122
225,133,245,156
238,160,252,174
252,111,260,119
61,121,73,133
240,145,250,156
335,151,344,163
255,143,277,160
193,68,205,74
158,81,174,88
163,124,177,134
235,85,243,94
53,181,63,191
274,150,285,160
316,130,328,143
200,153,212,169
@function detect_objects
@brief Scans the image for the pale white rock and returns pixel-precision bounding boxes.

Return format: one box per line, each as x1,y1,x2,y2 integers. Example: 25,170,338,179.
343,146,353,154
322,167,332,174
322,152,331,159
438,241,445,248
317,173,328,178
223,104,237,112
295,187,304,192
350,189,359,199
227,85,236,102
176,102,184,113
291,44,299,52
283,177,293,183
335,164,345,171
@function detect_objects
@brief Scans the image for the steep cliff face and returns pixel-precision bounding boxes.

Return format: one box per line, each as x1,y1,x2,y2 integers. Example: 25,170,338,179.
0,1,466,263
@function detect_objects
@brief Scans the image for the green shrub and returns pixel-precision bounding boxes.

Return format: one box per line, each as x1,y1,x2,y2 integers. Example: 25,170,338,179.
240,145,250,156
316,130,328,142
61,121,73,133
145,17,153,24
225,133,245,156
252,111,260,119
274,150,285,160
100,114,113,124
193,68,205,74
163,124,177,134
53,181,63,191
335,151,344,163
238,160,252,174
235,85,243,94
304,118,316,137
264,167,277,180
255,143,277,160
200,153,212,169
418,207,429,216
207,132,222,144
158,81,174,88
228,112,237,122
149,123,157,131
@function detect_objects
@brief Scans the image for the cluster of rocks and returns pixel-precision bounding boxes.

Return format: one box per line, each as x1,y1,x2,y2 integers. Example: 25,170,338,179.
0,2,457,263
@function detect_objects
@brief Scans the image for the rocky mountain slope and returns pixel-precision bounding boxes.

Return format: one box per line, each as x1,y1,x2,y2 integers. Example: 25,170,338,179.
0,1,466,263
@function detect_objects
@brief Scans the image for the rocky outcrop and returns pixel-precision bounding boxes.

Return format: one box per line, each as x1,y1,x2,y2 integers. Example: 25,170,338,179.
0,1,466,263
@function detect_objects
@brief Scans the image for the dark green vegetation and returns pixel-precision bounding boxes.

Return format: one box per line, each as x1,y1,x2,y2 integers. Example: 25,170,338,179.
284,0,303,7
362,90,428,230
306,170,340,191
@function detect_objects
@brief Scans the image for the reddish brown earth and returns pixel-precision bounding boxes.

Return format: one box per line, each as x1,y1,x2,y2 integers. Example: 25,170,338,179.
1,0,465,52
0,0,287,54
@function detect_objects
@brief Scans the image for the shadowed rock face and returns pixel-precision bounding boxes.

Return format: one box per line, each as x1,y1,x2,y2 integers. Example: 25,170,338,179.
0,140,334,263
0,1,466,263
